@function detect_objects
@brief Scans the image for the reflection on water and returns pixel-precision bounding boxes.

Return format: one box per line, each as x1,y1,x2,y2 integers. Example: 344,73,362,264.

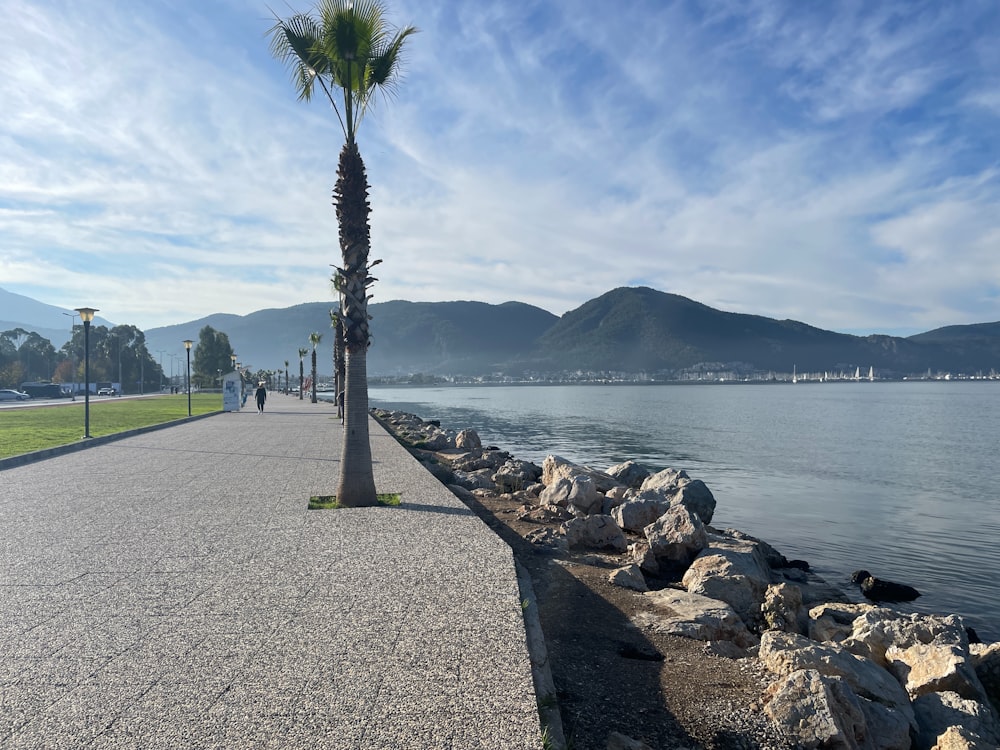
371,382,1000,640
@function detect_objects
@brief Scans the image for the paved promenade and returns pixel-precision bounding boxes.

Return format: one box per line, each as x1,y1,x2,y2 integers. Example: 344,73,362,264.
0,396,542,749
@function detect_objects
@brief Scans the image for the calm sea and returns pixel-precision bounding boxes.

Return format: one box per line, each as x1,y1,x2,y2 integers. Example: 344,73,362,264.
367,381,1000,641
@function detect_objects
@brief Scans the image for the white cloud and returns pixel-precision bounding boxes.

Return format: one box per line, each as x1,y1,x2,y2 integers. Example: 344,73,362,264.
1,0,999,335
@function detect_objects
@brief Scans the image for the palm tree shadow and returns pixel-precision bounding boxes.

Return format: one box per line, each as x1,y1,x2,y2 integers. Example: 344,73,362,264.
453,490,701,749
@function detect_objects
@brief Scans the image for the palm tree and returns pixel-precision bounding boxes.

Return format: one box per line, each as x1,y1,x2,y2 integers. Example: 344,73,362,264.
284,360,290,395
269,0,416,506
309,332,322,404
298,347,308,400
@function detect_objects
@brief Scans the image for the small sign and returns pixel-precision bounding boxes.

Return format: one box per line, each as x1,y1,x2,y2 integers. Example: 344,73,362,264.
223,372,242,412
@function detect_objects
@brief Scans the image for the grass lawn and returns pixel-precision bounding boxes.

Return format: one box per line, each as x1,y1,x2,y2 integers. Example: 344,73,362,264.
0,394,221,459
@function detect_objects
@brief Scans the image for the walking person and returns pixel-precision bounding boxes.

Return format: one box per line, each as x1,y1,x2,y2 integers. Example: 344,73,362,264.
255,381,267,414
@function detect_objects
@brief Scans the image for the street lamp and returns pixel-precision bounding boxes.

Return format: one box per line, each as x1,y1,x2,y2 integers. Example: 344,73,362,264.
231,354,237,371
75,307,98,438
183,339,193,416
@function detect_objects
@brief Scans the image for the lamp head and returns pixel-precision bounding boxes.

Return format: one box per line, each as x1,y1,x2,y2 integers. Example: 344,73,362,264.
183,340,194,351
75,307,98,323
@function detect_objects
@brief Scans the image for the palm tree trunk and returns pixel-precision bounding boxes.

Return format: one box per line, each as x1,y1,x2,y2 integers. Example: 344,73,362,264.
337,343,377,504
311,350,318,404
334,141,377,507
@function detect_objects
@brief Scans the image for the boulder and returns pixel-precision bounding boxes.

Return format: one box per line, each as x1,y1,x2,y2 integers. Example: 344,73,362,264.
930,725,997,749
843,610,971,668
765,667,914,750
539,477,573,508
666,479,716,525
764,669,867,749
681,530,772,626
808,603,878,643
517,504,572,524
606,460,651,489
602,486,630,514
628,541,661,576
563,515,627,552
970,642,1000,714
452,468,496,491
492,458,541,493
415,430,450,451
887,640,988,701
640,588,758,649
455,428,481,451
643,505,707,569
566,475,603,515
611,497,668,533
450,448,513,473
639,467,689,493
913,691,1000,750
762,583,804,634
759,631,916,728
608,564,649,592
542,455,621,493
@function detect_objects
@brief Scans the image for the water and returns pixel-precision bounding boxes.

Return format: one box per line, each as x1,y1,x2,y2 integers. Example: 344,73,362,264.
368,381,1000,641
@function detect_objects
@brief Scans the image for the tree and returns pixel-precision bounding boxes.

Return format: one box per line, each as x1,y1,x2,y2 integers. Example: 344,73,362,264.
284,360,290,395
309,332,322,404
269,0,417,506
298,347,308,400
192,326,235,388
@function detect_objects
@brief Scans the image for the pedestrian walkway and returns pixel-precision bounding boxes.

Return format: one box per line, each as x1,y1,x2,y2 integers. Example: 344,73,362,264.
0,395,542,749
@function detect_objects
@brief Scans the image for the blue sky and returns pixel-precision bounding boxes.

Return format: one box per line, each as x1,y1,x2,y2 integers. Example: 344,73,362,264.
2,0,999,335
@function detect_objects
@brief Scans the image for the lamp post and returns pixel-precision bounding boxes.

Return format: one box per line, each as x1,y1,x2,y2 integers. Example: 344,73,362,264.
231,354,237,371
183,340,193,416
75,308,98,438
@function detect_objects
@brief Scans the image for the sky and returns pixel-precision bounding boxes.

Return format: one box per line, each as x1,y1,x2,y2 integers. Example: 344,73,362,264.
2,0,1000,336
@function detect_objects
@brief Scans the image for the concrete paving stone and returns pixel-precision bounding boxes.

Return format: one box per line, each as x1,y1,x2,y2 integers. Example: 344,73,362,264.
0,402,543,749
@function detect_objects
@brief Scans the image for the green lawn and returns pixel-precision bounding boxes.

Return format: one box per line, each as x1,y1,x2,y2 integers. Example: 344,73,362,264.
0,394,221,459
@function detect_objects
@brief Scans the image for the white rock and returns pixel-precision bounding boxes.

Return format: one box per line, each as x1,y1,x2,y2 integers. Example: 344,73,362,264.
641,588,758,649
913,690,1000,749
611,497,668,533
643,505,707,568
759,631,916,729
608,564,648,592
563,515,627,552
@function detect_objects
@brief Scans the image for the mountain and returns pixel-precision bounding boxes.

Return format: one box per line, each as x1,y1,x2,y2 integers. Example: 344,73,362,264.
0,287,116,347
143,300,559,377
7,286,1000,377
527,287,997,375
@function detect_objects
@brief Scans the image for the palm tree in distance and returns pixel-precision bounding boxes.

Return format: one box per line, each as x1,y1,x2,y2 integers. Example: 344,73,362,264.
269,0,416,507
284,360,290,395
309,332,322,404
298,347,308,400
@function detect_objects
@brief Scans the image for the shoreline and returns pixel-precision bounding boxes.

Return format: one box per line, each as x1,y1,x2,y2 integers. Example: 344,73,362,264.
372,407,1000,750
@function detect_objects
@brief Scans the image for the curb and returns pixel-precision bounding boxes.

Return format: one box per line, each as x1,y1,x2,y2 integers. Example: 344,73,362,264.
0,411,223,472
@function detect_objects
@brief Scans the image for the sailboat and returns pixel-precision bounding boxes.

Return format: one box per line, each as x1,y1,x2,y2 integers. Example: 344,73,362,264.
792,365,797,384
854,367,860,381
868,366,874,382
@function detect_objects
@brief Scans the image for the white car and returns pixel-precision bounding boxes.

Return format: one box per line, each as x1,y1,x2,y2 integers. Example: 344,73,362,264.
0,389,30,401
97,387,117,396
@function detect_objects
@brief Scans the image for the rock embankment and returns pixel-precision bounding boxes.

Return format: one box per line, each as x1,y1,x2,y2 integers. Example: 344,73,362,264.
373,408,1000,750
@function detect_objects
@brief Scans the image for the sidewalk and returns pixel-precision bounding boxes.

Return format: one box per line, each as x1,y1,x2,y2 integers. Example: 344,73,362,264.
0,395,542,749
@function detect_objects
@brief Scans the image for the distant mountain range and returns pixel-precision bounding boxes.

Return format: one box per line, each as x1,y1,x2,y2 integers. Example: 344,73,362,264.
4,286,1000,378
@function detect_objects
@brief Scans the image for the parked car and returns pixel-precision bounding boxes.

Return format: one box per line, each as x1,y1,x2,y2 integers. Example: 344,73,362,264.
0,389,31,401
97,387,117,396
